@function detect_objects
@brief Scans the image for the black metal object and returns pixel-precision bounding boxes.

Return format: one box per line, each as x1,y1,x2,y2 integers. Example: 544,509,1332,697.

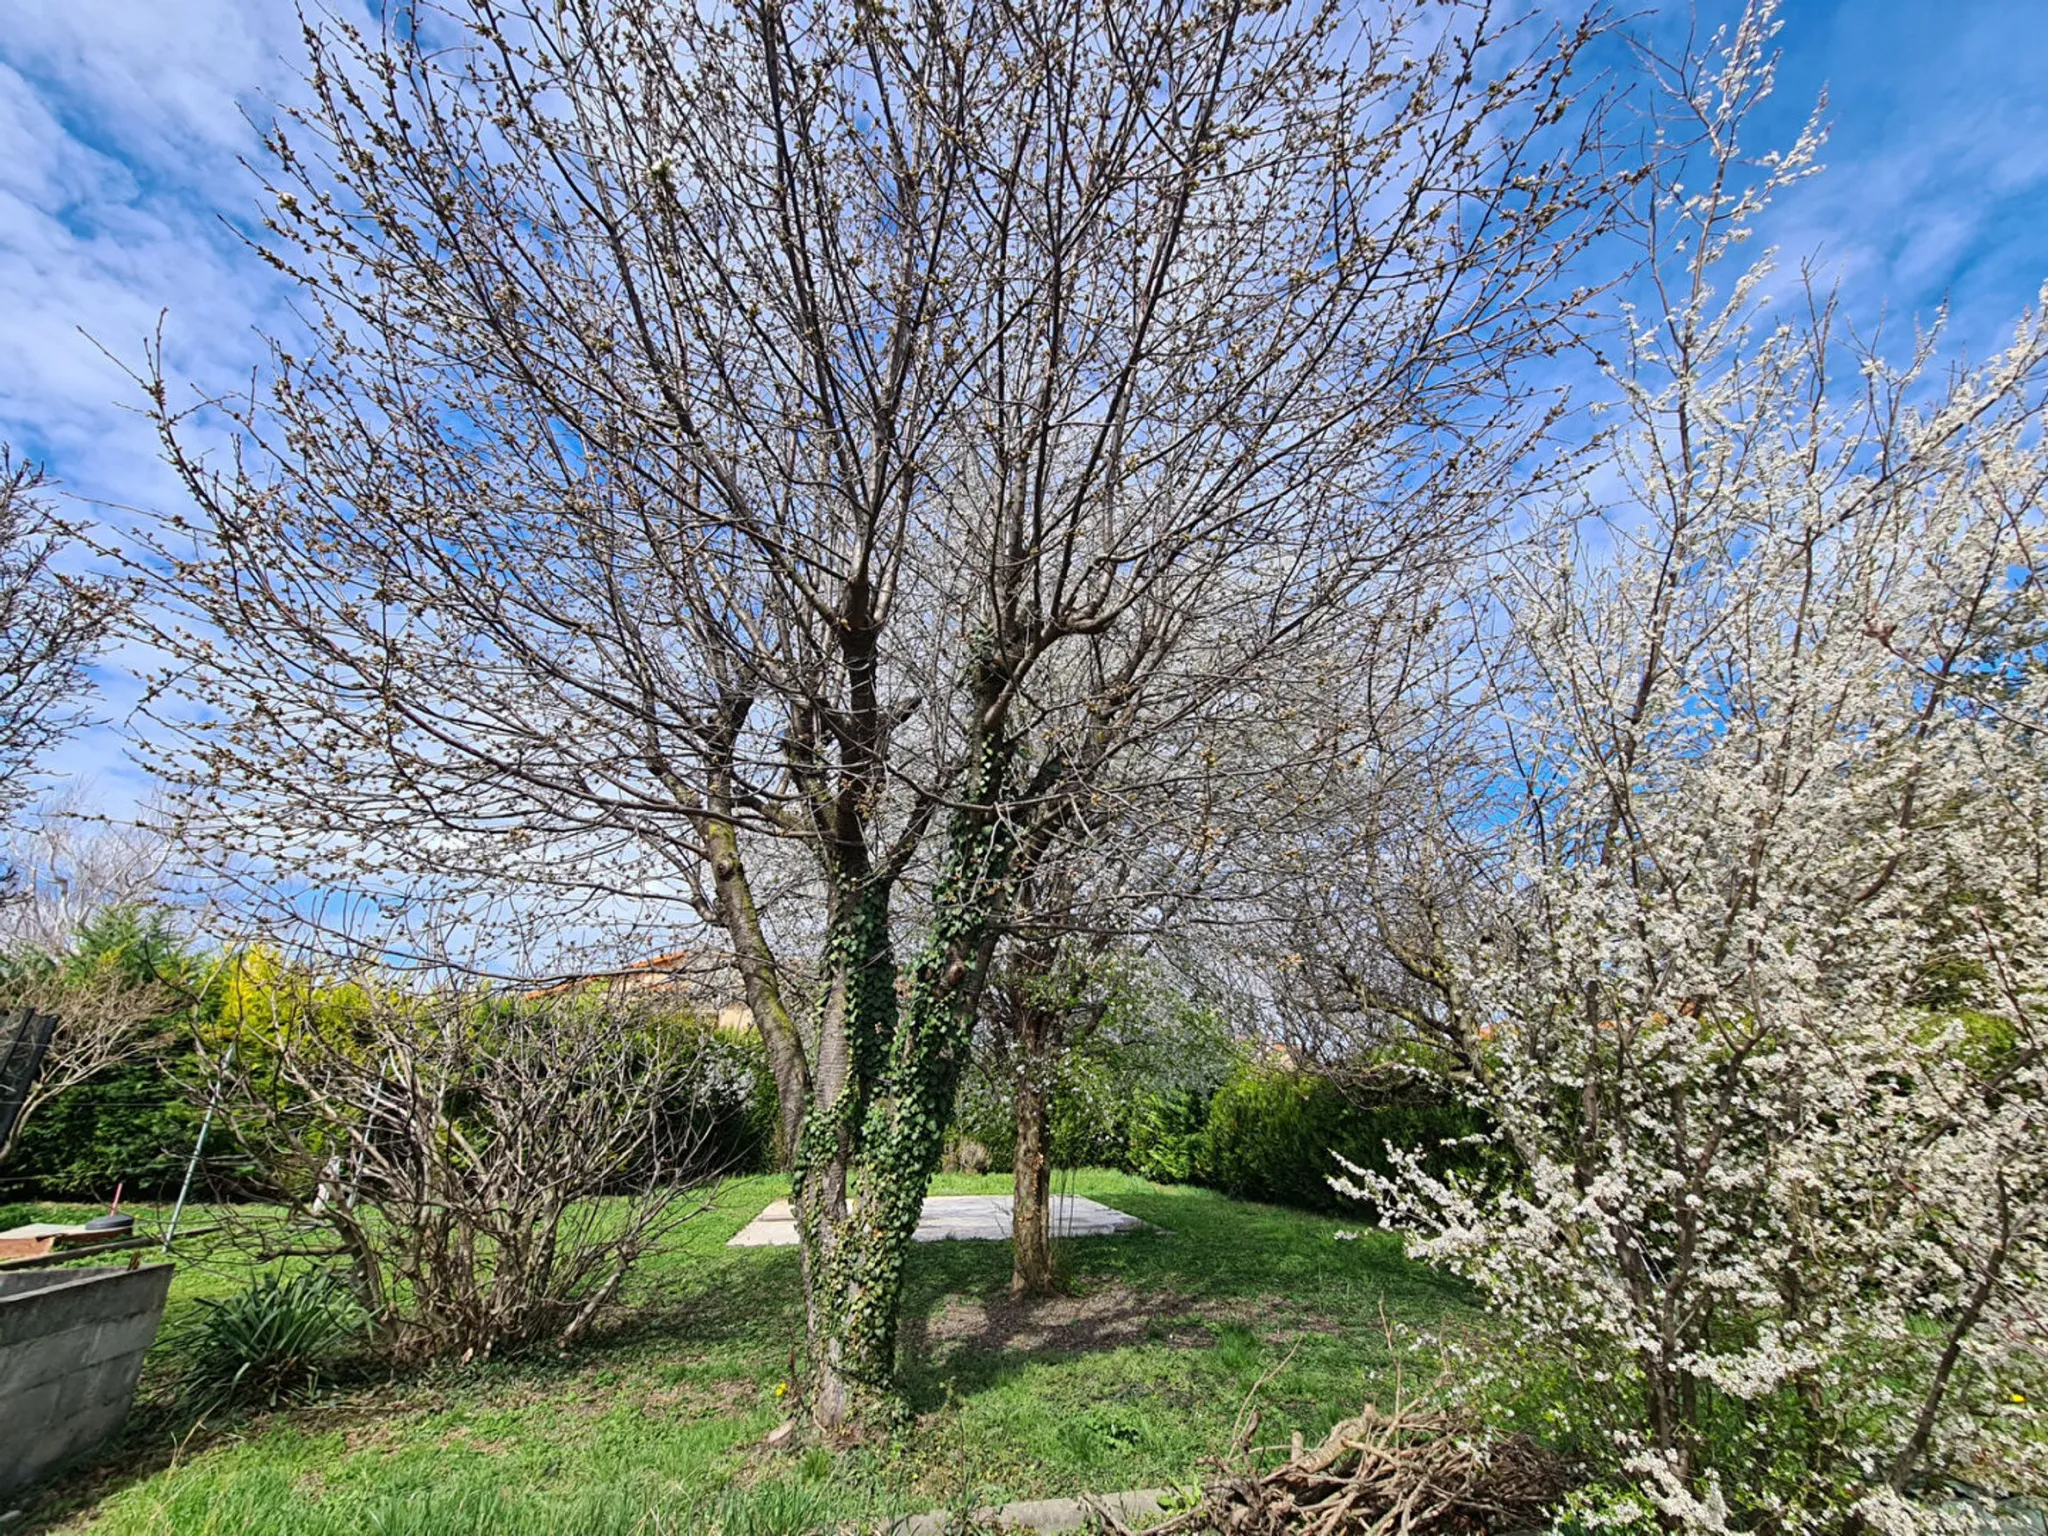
0,1008,58,1154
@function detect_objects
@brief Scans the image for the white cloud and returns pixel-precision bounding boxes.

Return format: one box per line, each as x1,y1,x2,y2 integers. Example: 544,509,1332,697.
0,0,315,476
0,0,356,820
1753,0,2048,358
4,0,2046,831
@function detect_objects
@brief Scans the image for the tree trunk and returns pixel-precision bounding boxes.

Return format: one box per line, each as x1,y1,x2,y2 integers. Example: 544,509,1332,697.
699,810,810,1169
1011,1000,1057,1296
792,761,1018,1432
794,969,990,1431
796,1183,898,1431
789,882,896,1432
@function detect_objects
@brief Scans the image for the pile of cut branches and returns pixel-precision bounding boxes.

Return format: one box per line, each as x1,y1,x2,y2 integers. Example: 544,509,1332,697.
1117,1405,1570,1535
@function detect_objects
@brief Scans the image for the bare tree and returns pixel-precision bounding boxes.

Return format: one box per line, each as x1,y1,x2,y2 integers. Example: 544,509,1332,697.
979,896,1102,1298
0,804,185,1169
977,796,1259,1297
0,916,179,1169
1221,650,1507,1085
0,456,125,837
137,0,1616,1428
0,795,173,954
977,593,1501,1296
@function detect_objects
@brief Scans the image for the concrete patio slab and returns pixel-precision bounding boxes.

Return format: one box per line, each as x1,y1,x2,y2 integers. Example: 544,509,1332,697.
727,1194,1148,1248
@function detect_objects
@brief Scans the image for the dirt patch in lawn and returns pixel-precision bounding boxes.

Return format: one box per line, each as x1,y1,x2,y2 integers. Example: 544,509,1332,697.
1196,1291,1349,1344
437,1425,515,1454
641,1376,758,1420
914,1282,1214,1360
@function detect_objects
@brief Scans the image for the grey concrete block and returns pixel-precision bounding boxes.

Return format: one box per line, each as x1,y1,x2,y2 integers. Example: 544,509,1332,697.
57,1400,133,1460
0,1326,93,1397
84,1355,149,1413
83,1311,165,1369
1,1378,63,1440
0,1265,172,1497
0,1267,171,1349
53,1356,110,1422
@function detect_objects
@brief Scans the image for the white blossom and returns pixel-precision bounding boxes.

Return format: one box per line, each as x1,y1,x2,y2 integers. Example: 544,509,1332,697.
1348,5,2048,1525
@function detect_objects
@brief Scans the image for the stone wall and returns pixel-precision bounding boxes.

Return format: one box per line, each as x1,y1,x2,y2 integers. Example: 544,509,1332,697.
0,1264,174,1497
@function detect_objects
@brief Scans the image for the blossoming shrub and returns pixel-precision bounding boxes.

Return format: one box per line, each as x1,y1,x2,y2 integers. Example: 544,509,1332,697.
1344,8,2048,1526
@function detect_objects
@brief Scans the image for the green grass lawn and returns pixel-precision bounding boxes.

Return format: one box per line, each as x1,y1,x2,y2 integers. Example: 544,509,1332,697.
9,1172,1480,1535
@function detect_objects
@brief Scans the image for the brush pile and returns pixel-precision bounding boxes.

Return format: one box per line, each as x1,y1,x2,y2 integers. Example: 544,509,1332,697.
1115,1405,1570,1535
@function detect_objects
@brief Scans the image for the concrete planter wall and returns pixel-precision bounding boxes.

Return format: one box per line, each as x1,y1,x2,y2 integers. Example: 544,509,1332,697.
0,1264,174,1497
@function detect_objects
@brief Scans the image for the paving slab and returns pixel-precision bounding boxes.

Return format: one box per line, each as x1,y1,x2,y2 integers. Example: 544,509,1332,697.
727,1194,1148,1248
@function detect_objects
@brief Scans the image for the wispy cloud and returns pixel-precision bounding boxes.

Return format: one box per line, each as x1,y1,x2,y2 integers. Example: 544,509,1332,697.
1750,0,2048,355
1,0,312,460
0,0,361,815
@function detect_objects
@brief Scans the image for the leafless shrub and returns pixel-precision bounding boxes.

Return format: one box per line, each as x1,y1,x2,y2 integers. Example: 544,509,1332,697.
0,931,177,1167
0,804,186,1168
0,795,173,954
215,974,730,1361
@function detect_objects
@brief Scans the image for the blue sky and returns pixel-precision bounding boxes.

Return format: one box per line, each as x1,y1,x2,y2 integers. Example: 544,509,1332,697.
1743,0,2048,353
2,0,2046,823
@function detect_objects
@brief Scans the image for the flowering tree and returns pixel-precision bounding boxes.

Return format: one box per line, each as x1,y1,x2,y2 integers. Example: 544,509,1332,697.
1344,8,2048,1526
135,0,1614,1429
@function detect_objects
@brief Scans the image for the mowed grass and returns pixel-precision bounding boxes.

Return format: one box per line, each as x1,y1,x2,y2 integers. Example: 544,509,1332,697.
12,1172,1482,1534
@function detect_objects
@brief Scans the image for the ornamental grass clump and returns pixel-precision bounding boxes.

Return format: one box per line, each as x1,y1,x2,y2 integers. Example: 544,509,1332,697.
178,1268,364,1412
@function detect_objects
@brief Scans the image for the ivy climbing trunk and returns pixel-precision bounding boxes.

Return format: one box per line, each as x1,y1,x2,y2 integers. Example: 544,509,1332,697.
790,730,1022,1432
789,879,898,1431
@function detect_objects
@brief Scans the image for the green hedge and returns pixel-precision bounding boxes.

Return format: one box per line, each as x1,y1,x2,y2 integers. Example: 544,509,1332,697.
951,1053,1495,1218
1192,1064,1491,1215
6,1013,779,1205
3,1058,203,1201
686,1027,780,1179
1126,1088,1210,1184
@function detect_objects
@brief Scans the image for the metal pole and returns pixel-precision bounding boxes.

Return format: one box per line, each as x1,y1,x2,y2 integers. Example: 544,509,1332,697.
164,1042,232,1250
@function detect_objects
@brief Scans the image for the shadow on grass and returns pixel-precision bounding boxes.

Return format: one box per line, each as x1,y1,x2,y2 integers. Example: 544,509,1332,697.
16,1177,1481,1534
898,1180,1469,1318
887,1179,1478,1423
